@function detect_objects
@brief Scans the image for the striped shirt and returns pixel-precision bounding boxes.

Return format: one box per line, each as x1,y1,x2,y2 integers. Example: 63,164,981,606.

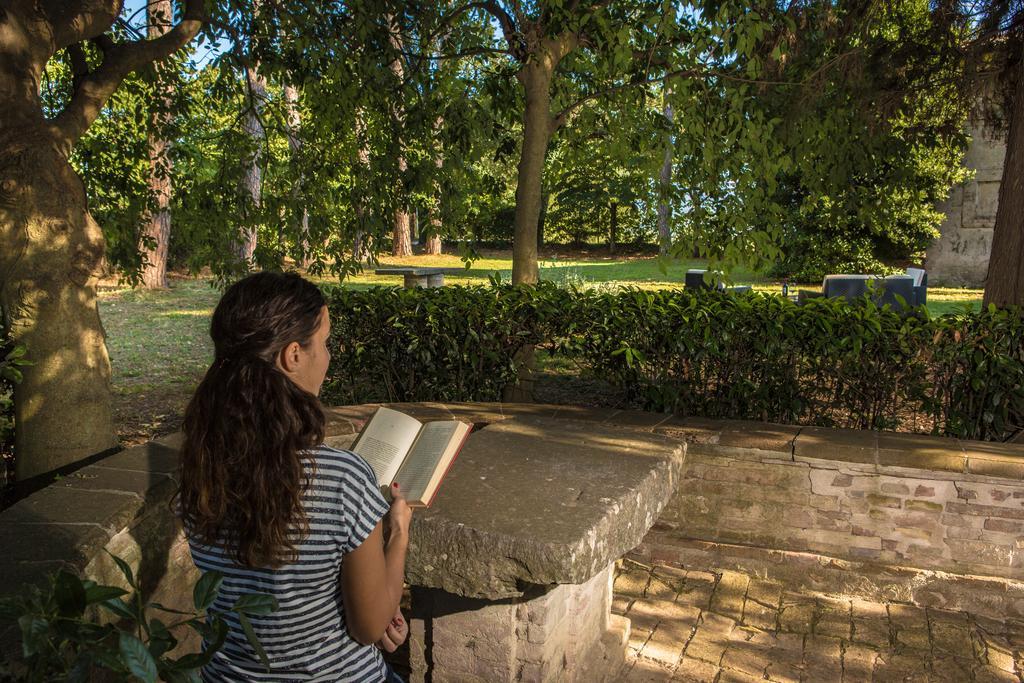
186,446,391,682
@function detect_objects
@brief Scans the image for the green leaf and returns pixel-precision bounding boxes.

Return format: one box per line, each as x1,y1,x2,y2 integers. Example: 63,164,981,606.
238,612,272,672
54,570,87,616
100,596,137,622
85,585,129,604
106,551,137,589
193,571,223,612
120,632,159,683
231,593,278,616
19,615,49,658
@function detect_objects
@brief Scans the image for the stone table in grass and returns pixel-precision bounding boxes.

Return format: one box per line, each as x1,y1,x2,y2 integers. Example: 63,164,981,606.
373,267,463,288
331,410,686,682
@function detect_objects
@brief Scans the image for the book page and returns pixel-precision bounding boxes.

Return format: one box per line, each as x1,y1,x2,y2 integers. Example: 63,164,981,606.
393,421,459,502
351,407,422,486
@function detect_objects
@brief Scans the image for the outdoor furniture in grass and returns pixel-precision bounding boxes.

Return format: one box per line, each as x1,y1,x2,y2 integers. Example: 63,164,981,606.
374,267,461,288
685,269,750,294
797,273,921,308
907,267,928,306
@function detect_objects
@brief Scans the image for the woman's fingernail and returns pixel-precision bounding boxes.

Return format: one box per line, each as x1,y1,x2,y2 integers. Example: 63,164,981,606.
392,482,399,488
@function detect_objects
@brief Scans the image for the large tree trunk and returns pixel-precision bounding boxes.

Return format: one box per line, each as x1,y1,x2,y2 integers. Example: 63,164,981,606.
284,84,311,268
238,62,266,266
984,60,1024,307
512,63,556,284
657,99,674,257
1,0,200,480
387,17,413,257
140,0,173,289
0,129,119,480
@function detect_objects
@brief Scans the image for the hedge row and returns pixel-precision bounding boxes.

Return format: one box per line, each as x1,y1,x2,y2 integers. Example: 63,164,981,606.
323,283,1024,442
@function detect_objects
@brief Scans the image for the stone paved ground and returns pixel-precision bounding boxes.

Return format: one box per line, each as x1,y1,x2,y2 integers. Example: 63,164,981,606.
612,555,1024,683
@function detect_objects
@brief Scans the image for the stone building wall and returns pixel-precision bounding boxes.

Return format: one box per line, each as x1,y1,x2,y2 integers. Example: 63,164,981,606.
927,119,1006,286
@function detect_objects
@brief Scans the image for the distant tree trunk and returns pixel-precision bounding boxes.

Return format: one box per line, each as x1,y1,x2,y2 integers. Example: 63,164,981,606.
238,61,266,266
140,0,173,289
609,201,618,253
284,84,311,268
425,118,443,255
513,63,555,283
984,59,1024,307
512,34,576,283
353,108,370,261
388,17,412,257
657,98,674,257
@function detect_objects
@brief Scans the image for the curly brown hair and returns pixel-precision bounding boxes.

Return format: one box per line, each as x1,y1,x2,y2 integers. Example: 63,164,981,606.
176,272,326,567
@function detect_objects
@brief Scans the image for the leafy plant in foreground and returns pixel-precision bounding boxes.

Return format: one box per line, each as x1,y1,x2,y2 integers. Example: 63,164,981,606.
0,553,276,682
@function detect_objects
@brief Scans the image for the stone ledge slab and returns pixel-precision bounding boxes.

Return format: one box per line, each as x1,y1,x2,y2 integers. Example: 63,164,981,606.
405,416,686,599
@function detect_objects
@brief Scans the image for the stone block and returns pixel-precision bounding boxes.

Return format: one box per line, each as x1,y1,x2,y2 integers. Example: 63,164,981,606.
743,599,778,632
675,655,721,682
867,493,903,509
794,426,877,465
708,571,749,621
685,629,729,665
405,416,685,598
905,499,944,513
779,602,815,633
947,540,1013,569
946,501,1024,520
641,618,694,667
720,639,771,677
801,635,842,679
620,658,674,682
715,421,801,453
984,518,1024,533
814,602,851,640
842,642,879,681
746,580,783,609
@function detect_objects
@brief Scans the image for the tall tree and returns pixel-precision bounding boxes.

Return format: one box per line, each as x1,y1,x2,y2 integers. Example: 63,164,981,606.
388,15,413,257
140,0,174,289
283,83,311,267
0,0,202,478
969,2,1024,306
238,50,267,265
657,93,673,257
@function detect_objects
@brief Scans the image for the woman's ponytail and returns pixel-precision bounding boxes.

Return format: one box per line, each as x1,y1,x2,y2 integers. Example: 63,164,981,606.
176,272,326,567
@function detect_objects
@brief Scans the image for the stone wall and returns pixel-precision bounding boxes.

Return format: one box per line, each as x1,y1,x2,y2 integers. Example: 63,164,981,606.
2,402,1023,660
927,116,1006,286
635,419,1024,620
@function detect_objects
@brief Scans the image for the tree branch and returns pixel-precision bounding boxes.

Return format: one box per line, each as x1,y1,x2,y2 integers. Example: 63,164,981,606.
42,0,121,50
50,0,205,150
430,1,524,60
552,67,706,130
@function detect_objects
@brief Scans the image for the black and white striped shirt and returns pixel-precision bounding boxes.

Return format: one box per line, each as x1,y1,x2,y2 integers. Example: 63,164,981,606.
187,446,391,682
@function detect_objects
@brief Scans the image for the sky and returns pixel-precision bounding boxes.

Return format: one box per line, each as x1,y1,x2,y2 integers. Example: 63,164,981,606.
122,0,227,67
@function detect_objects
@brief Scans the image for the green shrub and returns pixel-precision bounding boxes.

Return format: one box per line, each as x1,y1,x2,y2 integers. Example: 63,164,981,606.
323,284,1024,442
322,283,569,405
0,554,276,682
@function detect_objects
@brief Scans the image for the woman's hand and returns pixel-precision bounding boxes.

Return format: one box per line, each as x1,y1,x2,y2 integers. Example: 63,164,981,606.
386,483,412,541
376,608,409,653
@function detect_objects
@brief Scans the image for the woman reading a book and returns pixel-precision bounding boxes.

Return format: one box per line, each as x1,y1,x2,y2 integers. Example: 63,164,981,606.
175,272,411,682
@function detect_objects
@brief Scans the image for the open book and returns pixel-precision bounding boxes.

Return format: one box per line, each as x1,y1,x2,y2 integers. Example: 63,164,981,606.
350,407,471,507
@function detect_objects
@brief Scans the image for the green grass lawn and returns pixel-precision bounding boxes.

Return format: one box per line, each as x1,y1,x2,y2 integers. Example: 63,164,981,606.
97,251,984,444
